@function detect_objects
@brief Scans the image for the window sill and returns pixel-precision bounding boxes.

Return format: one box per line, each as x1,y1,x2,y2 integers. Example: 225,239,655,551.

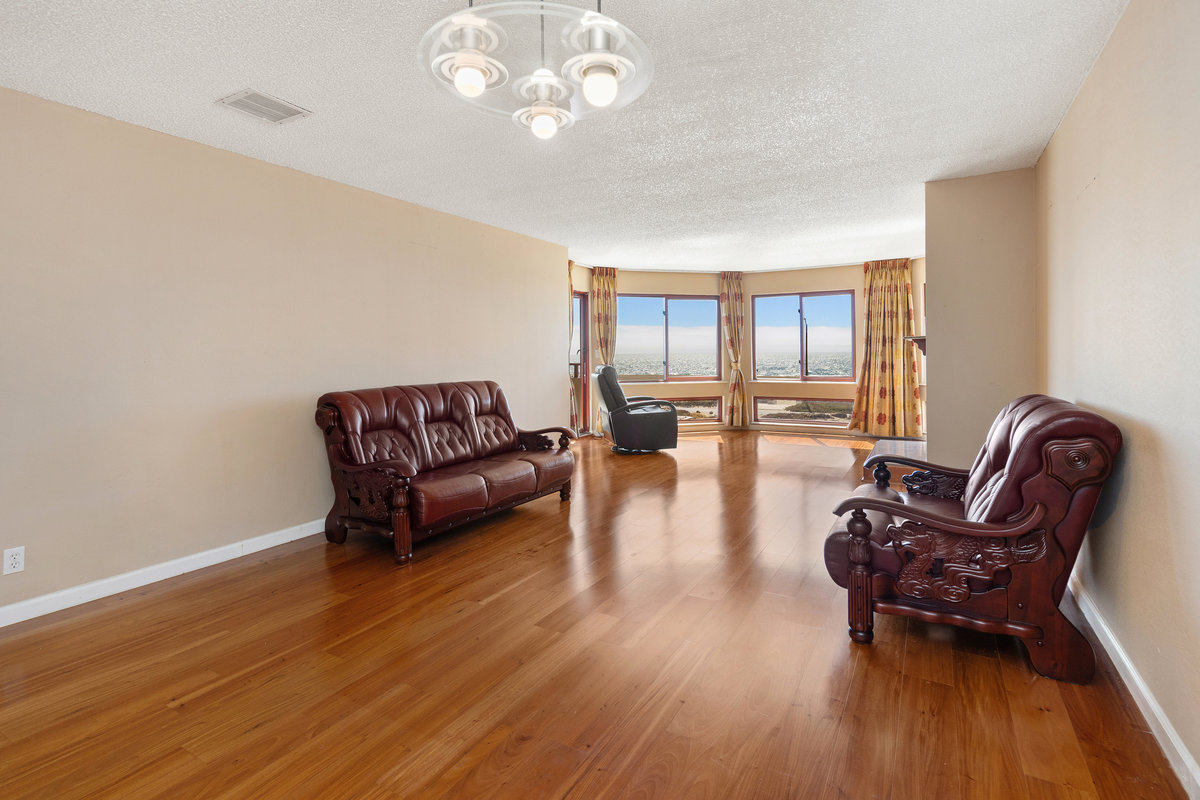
618,378,725,385
751,378,856,384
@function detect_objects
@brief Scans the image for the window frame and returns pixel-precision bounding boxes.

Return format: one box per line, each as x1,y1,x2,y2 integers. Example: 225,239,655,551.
751,290,856,382
753,396,854,427
614,293,722,383
663,396,723,424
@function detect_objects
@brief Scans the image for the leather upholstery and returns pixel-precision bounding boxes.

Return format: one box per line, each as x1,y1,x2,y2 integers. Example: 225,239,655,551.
317,381,574,556
319,381,523,472
822,394,1123,683
593,365,679,452
825,395,1122,586
962,394,1122,523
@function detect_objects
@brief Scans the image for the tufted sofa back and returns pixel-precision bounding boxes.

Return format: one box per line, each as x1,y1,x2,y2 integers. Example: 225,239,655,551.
317,381,521,472
962,394,1123,523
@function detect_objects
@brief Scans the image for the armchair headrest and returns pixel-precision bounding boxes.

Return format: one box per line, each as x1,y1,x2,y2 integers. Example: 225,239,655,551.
593,365,627,413
964,394,1122,523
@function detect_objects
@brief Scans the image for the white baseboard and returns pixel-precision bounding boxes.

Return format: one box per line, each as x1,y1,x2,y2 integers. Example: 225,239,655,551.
0,519,325,630
1071,576,1200,799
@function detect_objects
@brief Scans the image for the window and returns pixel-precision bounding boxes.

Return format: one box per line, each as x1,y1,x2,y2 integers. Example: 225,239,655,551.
614,295,720,381
667,397,721,423
753,291,854,380
754,397,853,425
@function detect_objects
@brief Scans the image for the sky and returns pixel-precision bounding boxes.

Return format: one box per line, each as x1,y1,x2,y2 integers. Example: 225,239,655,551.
611,294,852,355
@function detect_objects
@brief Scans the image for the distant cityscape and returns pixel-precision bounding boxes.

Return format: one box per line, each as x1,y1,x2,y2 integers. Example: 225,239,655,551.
614,352,852,379
755,352,853,378
614,353,718,379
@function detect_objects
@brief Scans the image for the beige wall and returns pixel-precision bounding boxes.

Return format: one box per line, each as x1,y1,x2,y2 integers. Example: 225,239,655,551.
1036,0,1200,774
0,88,568,606
925,169,1038,464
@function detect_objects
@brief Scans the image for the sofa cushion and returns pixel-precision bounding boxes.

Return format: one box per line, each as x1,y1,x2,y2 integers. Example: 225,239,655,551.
458,381,521,457
409,470,488,529
484,449,574,492
469,459,538,508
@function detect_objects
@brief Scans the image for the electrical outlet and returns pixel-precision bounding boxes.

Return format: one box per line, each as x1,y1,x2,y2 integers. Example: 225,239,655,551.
3,546,24,575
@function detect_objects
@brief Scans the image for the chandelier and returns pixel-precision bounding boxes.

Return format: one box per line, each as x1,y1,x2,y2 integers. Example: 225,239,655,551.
419,1,653,140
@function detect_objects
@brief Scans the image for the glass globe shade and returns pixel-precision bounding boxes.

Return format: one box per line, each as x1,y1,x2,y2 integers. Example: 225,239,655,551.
453,64,487,97
582,66,619,107
530,112,559,139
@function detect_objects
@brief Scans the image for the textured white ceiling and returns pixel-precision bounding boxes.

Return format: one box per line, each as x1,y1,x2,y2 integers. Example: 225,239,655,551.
0,1,1128,271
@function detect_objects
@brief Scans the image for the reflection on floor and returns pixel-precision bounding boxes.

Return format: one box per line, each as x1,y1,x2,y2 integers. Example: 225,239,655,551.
0,432,1183,799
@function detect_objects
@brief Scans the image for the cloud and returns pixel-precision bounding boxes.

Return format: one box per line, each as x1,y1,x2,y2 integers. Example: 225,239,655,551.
616,324,716,354
756,325,851,353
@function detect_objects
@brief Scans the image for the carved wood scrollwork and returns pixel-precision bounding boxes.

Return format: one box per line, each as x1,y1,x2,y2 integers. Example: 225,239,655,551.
342,469,396,521
903,470,967,500
888,522,1047,603
520,433,554,451
1046,439,1108,490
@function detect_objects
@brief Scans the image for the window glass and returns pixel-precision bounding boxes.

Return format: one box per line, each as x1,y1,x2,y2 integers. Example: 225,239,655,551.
570,295,582,363
754,295,802,377
615,296,665,380
667,298,719,378
615,295,719,381
754,291,854,380
754,398,853,425
671,398,720,422
801,294,853,378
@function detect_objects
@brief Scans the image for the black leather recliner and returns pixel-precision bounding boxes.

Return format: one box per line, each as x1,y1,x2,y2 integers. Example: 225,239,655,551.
592,365,679,453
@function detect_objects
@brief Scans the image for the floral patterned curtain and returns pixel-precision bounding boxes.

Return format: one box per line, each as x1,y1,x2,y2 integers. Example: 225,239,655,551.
591,266,618,432
719,271,748,426
568,260,578,431
848,258,921,437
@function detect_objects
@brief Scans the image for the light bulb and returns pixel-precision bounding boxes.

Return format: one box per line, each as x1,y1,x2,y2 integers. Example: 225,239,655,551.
530,112,559,139
453,64,486,97
582,65,619,107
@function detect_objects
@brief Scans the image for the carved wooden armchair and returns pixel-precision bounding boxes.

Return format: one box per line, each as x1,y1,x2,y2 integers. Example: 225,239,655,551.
824,395,1122,683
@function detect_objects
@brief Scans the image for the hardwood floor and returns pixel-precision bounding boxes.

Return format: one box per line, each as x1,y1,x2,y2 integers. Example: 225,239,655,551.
0,432,1185,799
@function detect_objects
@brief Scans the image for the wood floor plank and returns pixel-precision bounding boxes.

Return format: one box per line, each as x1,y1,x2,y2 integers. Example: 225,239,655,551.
0,432,1185,799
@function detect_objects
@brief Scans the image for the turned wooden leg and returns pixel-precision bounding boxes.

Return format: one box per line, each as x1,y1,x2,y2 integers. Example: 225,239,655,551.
324,510,348,544
559,480,572,501
392,507,412,565
1021,610,1096,683
872,461,892,488
847,508,874,643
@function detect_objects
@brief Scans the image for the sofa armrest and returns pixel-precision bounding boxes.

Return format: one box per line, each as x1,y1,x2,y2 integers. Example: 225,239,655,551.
325,448,419,479
863,453,969,479
519,426,576,451
329,461,414,523
832,496,1046,539
863,454,970,499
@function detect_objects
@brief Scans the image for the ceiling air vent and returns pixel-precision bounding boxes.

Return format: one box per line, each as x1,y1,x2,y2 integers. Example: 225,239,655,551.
217,89,310,124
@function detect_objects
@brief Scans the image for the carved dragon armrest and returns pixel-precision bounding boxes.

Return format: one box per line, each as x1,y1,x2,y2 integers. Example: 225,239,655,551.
833,496,1046,539
331,462,415,522
519,426,577,451
837,498,1050,608
863,454,970,499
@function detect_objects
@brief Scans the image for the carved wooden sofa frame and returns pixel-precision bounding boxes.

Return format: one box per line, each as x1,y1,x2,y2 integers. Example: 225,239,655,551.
316,382,575,565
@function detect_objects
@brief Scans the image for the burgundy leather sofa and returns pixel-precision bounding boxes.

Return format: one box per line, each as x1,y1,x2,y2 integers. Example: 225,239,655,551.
825,394,1122,683
315,381,574,564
